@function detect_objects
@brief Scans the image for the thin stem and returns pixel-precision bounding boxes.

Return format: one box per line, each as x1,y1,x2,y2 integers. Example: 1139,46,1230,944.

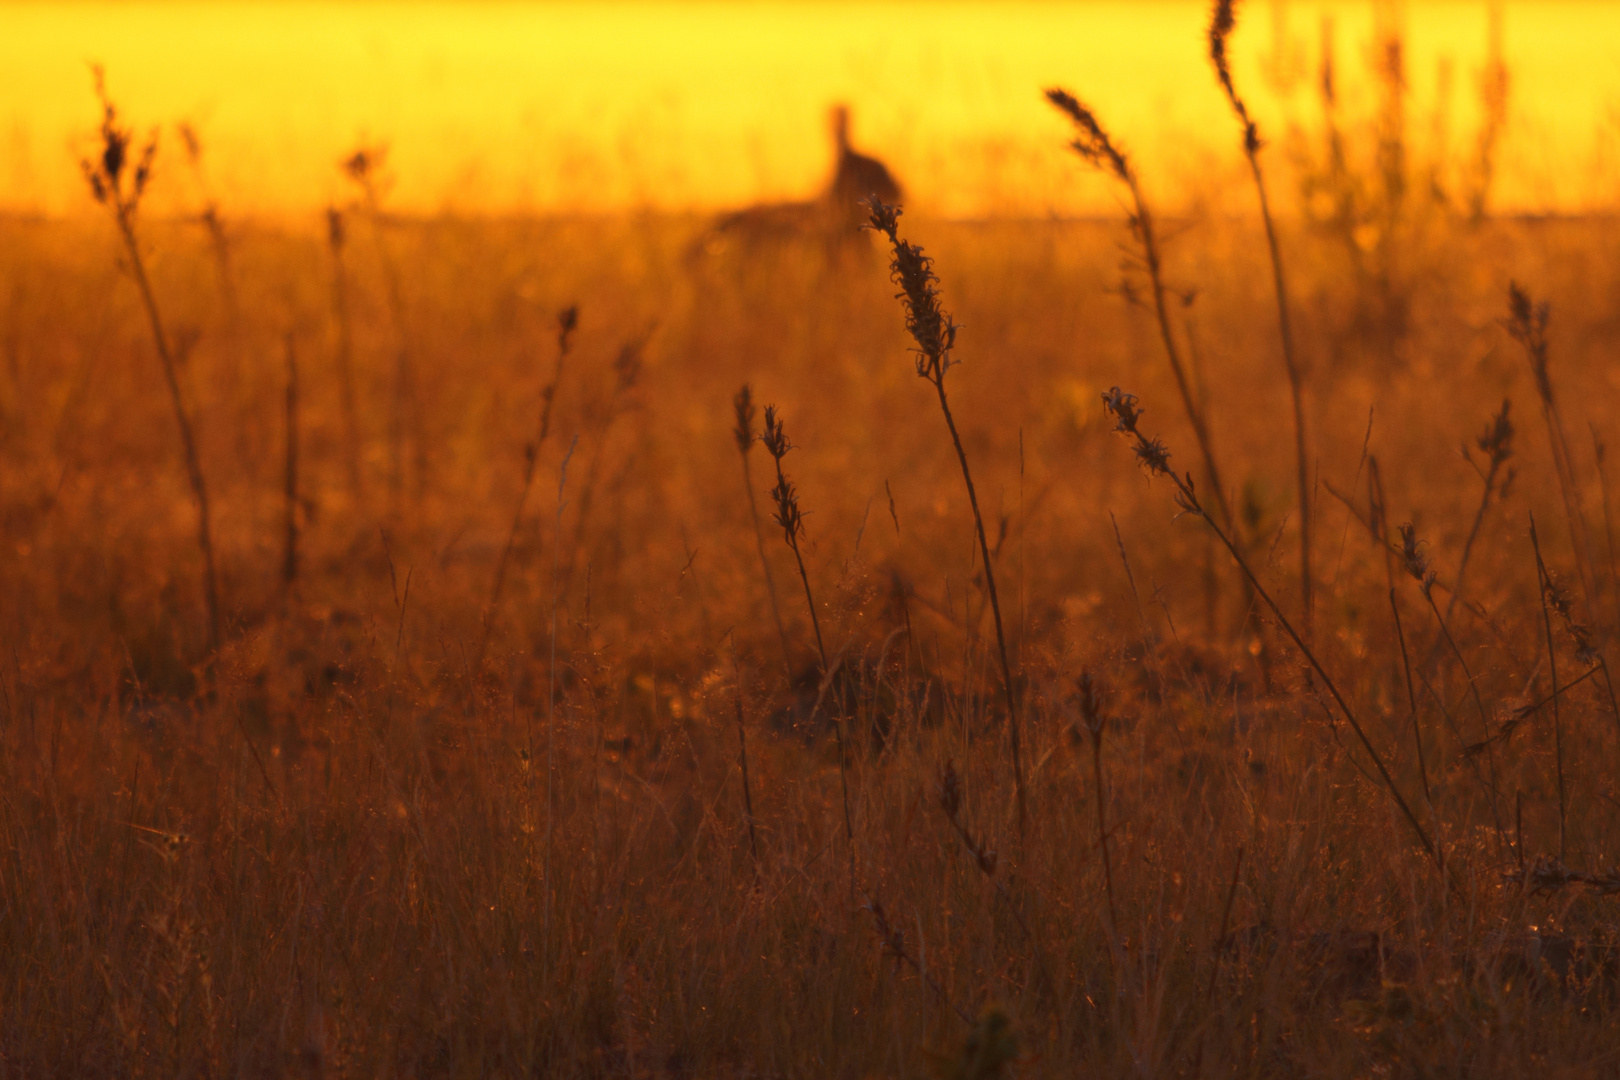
1204,845,1244,1005
115,206,221,652
1444,454,1503,628
326,210,364,500
739,448,793,679
730,645,760,874
1090,734,1119,941
477,321,574,674
1530,516,1568,860
1247,157,1313,633
933,375,1026,829
1420,586,1506,849
765,439,853,873
544,436,580,968
282,334,299,589
1127,449,1437,864
1389,589,1431,803
1126,176,1237,536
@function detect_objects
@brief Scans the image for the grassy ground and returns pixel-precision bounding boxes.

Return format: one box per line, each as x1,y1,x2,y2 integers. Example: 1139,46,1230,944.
5,175,1620,1076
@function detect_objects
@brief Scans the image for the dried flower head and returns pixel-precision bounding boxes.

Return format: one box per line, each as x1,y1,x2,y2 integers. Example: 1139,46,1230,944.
1102,387,1176,479
81,66,158,212
761,407,805,543
1506,282,1553,399
939,759,963,821
613,339,643,394
1044,88,1131,182
761,404,791,461
866,197,959,381
325,206,345,250
1133,436,1173,477
557,305,579,355
1543,572,1597,664
343,146,380,183
1477,398,1514,468
770,475,805,545
177,120,202,164
1397,523,1436,593
1076,670,1105,748
1101,387,1143,434
732,384,756,455
937,759,997,877
863,897,908,971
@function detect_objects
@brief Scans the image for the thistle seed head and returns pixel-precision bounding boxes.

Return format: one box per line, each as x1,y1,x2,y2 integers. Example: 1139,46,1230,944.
1101,387,1142,434
1132,436,1173,477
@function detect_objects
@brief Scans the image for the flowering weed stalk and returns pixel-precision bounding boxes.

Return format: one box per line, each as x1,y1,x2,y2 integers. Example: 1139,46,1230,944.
867,197,1027,827
1102,386,1438,866
1210,0,1314,632
82,68,221,652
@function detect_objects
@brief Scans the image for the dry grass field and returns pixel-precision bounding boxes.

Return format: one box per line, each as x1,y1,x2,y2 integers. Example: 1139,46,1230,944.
7,16,1620,1077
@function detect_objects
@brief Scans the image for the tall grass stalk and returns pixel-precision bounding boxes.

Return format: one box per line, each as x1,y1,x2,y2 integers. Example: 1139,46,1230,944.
729,641,760,873
82,68,221,652
1507,283,1599,611
545,434,580,966
281,334,299,589
325,207,364,500
1046,90,1238,537
761,406,854,859
1103,386,1438,866
1445,400,1515,627
1210,0,1314,631
1529,516,1568,859
344,145,421,505
867,198,1027,828
733,384,793,677
476,306,578,675
1397,522,1505,849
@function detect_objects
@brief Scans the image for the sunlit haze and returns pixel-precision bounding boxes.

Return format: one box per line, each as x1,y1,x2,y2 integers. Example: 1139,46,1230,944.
6,1,1620,217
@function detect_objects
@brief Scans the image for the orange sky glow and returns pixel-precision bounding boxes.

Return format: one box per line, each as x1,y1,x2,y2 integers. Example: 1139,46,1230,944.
4,1,1620,218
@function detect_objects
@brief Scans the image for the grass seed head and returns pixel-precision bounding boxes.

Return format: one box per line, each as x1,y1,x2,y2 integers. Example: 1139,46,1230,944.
1506,282,1554,398
866,197,959,381
325,206,345,250
939,759,962,820
1397,523,1436,593
732,384,756,454
1478,398,1515,467
1077,670,1105,749
1209,0,1261,153
557,304,579,355
761,404,791,461
1044,88,1131,182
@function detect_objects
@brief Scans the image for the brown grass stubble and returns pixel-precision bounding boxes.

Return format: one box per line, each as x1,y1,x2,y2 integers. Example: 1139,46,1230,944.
8,77,1620,1080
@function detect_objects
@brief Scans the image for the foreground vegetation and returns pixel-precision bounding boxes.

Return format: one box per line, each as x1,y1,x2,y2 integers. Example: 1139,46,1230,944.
7,21,1620,1078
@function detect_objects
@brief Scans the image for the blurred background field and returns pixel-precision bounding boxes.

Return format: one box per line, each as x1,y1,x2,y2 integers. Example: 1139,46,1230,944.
5,1,1620,217
9,2,1620,1077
